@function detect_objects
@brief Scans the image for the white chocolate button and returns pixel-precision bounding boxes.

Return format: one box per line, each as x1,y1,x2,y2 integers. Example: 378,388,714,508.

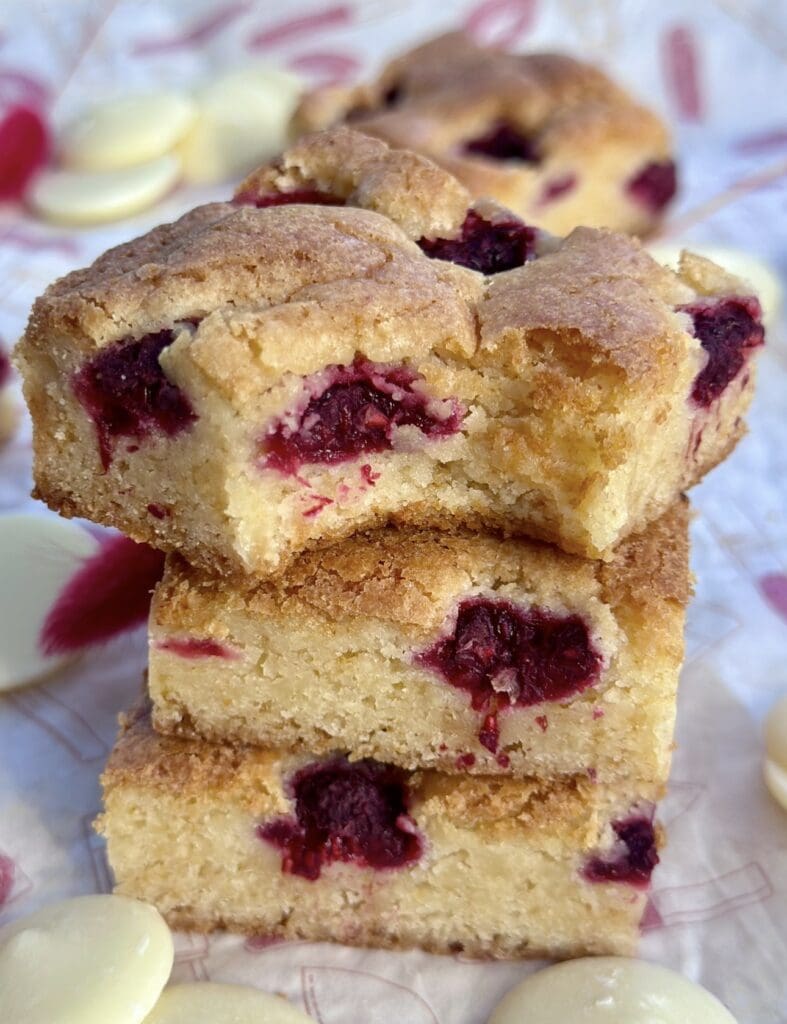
764,694,787,811
60,92,196,172
0,514,99,690
764,758,787,812
0,895,173,1024
489,958,737,1024
764,693,787,765
30,155,180,225
144,983,315,1023
178,66,303,185
648,242,781,326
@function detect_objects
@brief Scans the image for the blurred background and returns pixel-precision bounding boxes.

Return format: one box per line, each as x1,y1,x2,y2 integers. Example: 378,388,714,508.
3,0,787,268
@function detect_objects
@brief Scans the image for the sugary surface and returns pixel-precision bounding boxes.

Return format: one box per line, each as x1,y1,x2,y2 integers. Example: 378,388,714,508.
17,129,761,575
291,33,676,235
0,894,173,1024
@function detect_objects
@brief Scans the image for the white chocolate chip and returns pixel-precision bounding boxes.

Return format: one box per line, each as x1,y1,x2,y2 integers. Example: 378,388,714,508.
648,242,781,326
30,155,180,226
764,758,787,812
143,983,315,1023
0,895,173,1024
178,66,303,185
488,957,737,1023
764,693,787,766
0,514,99,690
60,92,196,172
764,694,787,811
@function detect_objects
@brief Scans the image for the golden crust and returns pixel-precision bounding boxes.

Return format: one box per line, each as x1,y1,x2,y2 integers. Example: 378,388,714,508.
291,34,672,234
22,126,701,386
104,701,279,793
237,126,472,240
103,703,663,837
152,906,626,959
598,495,691,609
155,501,690,642
479,227,691,382
293,34,668,154
17,128,759,574
27,198,463,351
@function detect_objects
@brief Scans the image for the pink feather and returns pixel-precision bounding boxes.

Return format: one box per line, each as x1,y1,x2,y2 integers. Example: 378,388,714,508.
39,534,165,655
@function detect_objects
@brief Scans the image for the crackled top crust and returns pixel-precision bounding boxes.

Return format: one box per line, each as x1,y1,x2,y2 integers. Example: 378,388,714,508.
103,703,659,843
238,126,472,240
24,128,721,406
291,33,671,173
156,499,690,640
27,196,473,355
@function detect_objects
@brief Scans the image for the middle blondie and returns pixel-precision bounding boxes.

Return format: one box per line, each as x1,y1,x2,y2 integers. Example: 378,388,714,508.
149,498,689,785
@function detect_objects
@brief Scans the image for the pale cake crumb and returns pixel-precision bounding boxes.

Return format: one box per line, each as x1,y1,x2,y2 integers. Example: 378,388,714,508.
98,704,663,958
149,501,689,783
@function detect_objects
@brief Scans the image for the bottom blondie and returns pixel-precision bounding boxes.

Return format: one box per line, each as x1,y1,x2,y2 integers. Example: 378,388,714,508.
98,705,662,958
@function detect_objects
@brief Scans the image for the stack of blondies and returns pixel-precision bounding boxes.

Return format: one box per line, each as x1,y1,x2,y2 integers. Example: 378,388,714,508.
17,125,763,959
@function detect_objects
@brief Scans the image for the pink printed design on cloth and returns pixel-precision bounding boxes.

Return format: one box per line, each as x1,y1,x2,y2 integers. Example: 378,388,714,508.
302,966,440,1024
248,6,353,49
464,0,538,47
759,573,787,622
133,2,253,55
662,24,704,121
0,854,15,906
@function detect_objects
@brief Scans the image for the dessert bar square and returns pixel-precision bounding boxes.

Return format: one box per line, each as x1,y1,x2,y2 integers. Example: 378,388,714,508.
292,32,677,236
149,500,689,783
17,130,762,575
97,704,663,958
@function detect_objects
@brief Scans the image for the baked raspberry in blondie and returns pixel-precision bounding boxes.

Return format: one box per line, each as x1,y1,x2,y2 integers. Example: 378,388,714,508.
97,704,662,958
149,500,688,782
291,33,677,236
17,130,762,574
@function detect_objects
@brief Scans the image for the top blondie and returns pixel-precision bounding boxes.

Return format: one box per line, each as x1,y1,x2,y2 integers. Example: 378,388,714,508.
18,128,763,577
292,32,677,236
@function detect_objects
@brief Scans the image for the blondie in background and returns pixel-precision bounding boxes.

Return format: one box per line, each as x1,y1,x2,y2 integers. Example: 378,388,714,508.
1,1,786,1020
